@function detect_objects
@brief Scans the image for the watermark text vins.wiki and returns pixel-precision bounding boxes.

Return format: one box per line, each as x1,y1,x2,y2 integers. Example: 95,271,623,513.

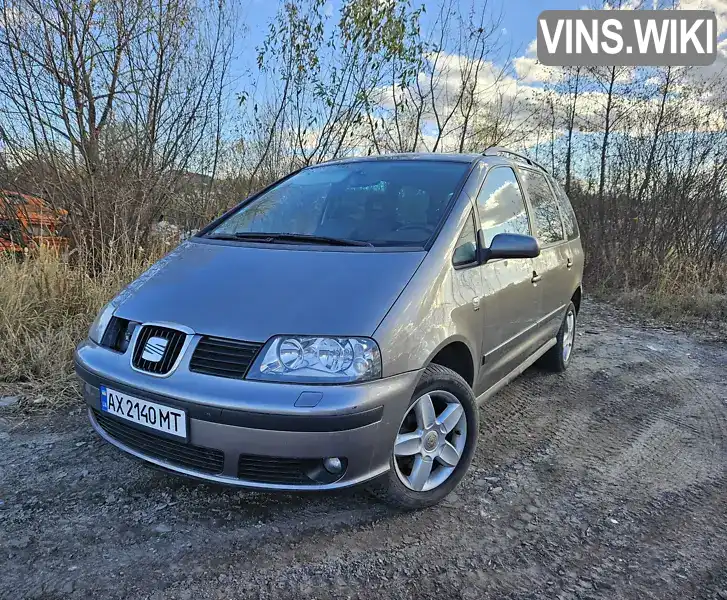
537,10,717,66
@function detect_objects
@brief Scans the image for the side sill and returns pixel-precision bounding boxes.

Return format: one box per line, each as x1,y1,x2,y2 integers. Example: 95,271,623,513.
476,338,557,405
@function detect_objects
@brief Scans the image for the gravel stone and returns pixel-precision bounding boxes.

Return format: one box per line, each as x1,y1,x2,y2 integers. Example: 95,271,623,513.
1,301,726,600
0,395,20,408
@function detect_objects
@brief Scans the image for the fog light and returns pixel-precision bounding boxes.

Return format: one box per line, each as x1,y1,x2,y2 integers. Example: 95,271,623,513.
323,457,343,474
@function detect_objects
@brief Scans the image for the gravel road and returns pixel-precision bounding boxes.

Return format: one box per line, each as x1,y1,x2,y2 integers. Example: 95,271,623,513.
1,301,726,600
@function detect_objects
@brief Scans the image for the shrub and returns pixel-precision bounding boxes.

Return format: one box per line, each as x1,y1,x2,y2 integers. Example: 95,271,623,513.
0,246,166,408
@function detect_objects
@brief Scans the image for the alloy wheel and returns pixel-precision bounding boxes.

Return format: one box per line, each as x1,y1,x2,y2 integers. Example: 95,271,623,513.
563,309,576,363
393,390,467,492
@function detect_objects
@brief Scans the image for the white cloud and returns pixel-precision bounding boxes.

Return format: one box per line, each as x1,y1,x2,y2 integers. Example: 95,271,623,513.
514,56,566,84
602,0,642,9
361,0,727,157
678,0,727,35
512,38,567,85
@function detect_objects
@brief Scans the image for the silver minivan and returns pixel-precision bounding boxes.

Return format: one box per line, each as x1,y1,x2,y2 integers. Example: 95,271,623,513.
76,148,584,509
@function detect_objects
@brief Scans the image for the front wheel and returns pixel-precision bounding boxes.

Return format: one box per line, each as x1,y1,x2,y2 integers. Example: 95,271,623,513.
368,364,478,509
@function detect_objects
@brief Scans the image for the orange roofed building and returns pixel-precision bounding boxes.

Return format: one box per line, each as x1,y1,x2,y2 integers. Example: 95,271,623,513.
0,190,69,253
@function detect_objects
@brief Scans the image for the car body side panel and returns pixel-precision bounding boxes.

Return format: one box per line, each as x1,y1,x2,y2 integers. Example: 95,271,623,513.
477,257,540,392
572,238,585,288
531,245,567,337
566,237,585,302
470,161,541,393
373,168,487,382
532,222,584,334
374,157,585,390
514,166,584,340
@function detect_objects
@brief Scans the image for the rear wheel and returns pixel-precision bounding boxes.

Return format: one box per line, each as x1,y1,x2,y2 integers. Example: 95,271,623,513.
369,364,478,509
543,301,577,372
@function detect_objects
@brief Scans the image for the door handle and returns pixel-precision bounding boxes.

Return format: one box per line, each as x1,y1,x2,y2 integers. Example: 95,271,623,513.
531,272,542,284
566,257,573,269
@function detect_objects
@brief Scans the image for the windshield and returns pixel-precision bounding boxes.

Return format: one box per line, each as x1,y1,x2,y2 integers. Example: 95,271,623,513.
207,160,470,247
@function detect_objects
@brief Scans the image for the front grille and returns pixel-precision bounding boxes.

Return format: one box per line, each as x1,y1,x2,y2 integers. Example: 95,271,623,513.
237,454,317,485
132,325,186,375
94,409,224,474
189,336,263,379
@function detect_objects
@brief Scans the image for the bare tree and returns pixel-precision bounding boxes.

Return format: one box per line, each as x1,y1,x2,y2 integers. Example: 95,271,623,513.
562,66,581,195
0,0,236,264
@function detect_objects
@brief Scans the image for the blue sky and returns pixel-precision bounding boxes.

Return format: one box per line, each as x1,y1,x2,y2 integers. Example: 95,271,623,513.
497,0,582,52
226,0,727,161
238,0,584,74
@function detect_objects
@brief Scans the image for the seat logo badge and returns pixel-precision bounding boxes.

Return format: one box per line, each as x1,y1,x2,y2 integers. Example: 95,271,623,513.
142,337,168,363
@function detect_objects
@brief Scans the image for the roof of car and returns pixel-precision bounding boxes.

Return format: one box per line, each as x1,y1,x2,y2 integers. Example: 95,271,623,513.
319,153,485,166
317,150,556,178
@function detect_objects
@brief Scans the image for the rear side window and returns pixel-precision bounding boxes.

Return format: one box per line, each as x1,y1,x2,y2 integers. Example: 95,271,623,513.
475,166,531,246
550,179,579,241
519,169,564,246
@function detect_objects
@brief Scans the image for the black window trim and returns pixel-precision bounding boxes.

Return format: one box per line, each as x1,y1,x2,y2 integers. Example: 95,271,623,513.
514,165,568,250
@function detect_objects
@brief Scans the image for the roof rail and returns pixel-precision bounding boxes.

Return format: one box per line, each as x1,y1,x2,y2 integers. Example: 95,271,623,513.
483,146,549,173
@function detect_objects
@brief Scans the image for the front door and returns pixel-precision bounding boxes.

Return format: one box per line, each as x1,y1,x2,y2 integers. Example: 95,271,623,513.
473,165,541,394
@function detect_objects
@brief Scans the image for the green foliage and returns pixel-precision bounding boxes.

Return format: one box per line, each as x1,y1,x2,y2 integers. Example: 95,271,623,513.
257,0,326,78
339,0,423,71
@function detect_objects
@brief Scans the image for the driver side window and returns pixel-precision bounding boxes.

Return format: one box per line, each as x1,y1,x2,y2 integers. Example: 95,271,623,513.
476,166,531,246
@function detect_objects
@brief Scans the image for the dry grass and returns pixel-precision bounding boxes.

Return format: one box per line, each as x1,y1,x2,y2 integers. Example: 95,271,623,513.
1,244,724,411
0,246,166,409
593,254,727,324
614,288,727,323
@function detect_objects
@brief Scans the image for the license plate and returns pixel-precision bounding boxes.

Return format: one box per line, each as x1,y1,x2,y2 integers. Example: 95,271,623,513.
100,386,187,439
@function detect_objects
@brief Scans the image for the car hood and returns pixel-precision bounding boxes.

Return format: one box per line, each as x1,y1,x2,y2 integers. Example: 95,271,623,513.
112,239,425,342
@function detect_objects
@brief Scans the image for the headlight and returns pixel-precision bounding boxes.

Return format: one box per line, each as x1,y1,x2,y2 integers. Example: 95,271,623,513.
247,336,382,384
88,302,116,345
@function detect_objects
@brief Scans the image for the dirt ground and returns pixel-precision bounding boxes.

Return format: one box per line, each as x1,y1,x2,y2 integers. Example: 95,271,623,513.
1,301,726,600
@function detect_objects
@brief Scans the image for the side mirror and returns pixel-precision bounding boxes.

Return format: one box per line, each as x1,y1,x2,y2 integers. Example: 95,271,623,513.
479,232,540,262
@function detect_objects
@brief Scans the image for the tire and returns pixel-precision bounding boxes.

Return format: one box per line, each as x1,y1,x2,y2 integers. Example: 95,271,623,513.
542,301,577,372
368,364,478,510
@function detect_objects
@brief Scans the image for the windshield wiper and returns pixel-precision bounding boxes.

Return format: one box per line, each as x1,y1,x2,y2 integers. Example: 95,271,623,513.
205,232,241,241
208,231,373,247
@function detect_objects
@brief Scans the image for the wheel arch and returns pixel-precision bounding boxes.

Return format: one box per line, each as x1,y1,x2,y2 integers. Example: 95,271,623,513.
571,286,582,314
425,338,476,388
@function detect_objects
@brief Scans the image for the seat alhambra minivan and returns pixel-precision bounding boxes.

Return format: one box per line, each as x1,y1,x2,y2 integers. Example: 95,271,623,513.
76,148,584,509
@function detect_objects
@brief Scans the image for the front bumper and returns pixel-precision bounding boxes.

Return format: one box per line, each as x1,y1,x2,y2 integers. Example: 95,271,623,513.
75,339,420,490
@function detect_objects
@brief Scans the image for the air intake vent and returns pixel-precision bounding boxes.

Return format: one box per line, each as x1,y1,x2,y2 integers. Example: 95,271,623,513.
94,410,224,474
189,336,263,380
132,325,187,375
237,455,316,485
101,317,138,353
